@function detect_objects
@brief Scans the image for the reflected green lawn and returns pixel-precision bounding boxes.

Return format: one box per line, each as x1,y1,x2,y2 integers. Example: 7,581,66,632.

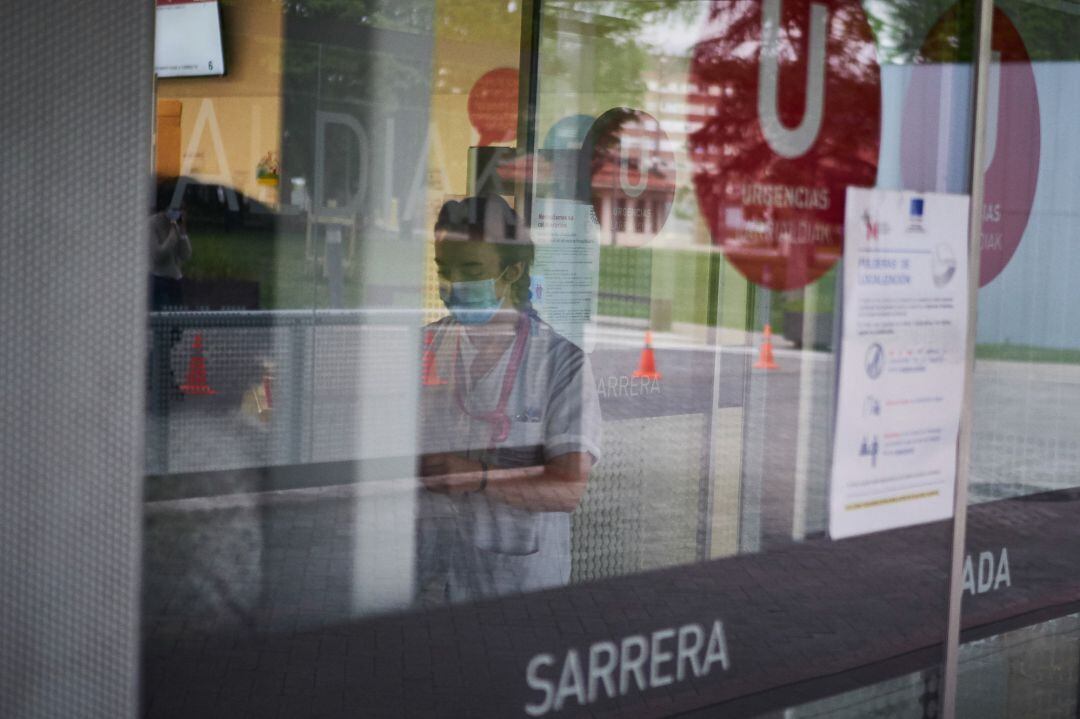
183,228,363,309
181,226,843,337
975,344,1080,365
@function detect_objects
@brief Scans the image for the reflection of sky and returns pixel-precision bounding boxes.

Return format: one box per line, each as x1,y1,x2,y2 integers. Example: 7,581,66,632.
550,0,925,63
636,3,709,56
632,0,904,65
863,0,904,64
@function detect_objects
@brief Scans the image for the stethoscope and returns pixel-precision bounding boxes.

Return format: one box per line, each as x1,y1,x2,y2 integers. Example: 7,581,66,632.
451,312,531,447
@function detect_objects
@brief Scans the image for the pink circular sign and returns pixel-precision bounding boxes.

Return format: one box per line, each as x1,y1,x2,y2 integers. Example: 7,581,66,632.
902,6,1040,287
467,68,519,146
688,0,881,291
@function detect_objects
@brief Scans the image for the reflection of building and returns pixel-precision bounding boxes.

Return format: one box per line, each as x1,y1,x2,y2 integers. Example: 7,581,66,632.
490,121,678,247
603,57,714,247
643,61,701,163
590,157,674,247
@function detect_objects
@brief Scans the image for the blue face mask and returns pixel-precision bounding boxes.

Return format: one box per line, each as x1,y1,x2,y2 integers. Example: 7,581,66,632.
440,269,509,325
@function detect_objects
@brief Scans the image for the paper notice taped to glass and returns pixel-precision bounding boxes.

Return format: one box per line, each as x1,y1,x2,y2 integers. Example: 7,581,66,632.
829,187,970,539
530,197,600,352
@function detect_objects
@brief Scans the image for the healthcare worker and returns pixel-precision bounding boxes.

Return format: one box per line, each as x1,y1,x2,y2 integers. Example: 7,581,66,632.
417,195,602,603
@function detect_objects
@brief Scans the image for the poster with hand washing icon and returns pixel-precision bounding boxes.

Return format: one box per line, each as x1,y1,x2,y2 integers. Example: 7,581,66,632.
830,187,970,539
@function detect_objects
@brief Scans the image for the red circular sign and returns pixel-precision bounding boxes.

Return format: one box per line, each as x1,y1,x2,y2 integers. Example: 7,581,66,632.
467,68,519,146
582,108,676,244
902,6,1039,287
688,0,881,290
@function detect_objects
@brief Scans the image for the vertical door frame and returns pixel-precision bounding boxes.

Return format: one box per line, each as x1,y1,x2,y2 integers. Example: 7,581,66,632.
942,0,994,713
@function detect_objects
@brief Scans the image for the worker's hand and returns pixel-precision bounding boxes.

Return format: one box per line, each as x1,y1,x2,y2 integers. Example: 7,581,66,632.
419,452,483,494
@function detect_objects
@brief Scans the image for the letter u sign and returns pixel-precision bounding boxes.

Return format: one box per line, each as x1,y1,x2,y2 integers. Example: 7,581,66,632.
619,143,649,198
689,0,881,291
757,0,828,158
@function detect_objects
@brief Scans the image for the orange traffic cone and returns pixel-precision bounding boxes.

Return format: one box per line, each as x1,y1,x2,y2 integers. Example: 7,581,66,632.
180,333,217,395
753,324,780,370
633,330,662,380
421,330,447,386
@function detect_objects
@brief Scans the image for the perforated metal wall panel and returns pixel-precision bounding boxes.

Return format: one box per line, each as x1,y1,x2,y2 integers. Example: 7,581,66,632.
0,2,150,717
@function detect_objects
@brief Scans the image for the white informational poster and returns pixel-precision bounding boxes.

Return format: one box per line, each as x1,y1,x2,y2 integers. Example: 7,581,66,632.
155,0,225,78
530,198,600,352
829,187,970,539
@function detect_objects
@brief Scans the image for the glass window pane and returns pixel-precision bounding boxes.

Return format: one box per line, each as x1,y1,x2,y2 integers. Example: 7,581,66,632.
959,0,1080,714
143,0,978,715
958,615,1080,717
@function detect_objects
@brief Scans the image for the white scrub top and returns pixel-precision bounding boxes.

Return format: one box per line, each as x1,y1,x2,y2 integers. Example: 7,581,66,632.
417,311,602,602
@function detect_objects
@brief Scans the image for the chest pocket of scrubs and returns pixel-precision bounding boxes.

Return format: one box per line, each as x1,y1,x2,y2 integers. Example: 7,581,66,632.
503,391,545,449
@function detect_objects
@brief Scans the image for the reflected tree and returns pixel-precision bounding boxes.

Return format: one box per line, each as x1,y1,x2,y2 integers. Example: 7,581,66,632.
687,0,880,290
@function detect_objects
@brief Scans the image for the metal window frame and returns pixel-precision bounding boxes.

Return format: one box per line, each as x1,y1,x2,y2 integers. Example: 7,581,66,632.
941,0,995,714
